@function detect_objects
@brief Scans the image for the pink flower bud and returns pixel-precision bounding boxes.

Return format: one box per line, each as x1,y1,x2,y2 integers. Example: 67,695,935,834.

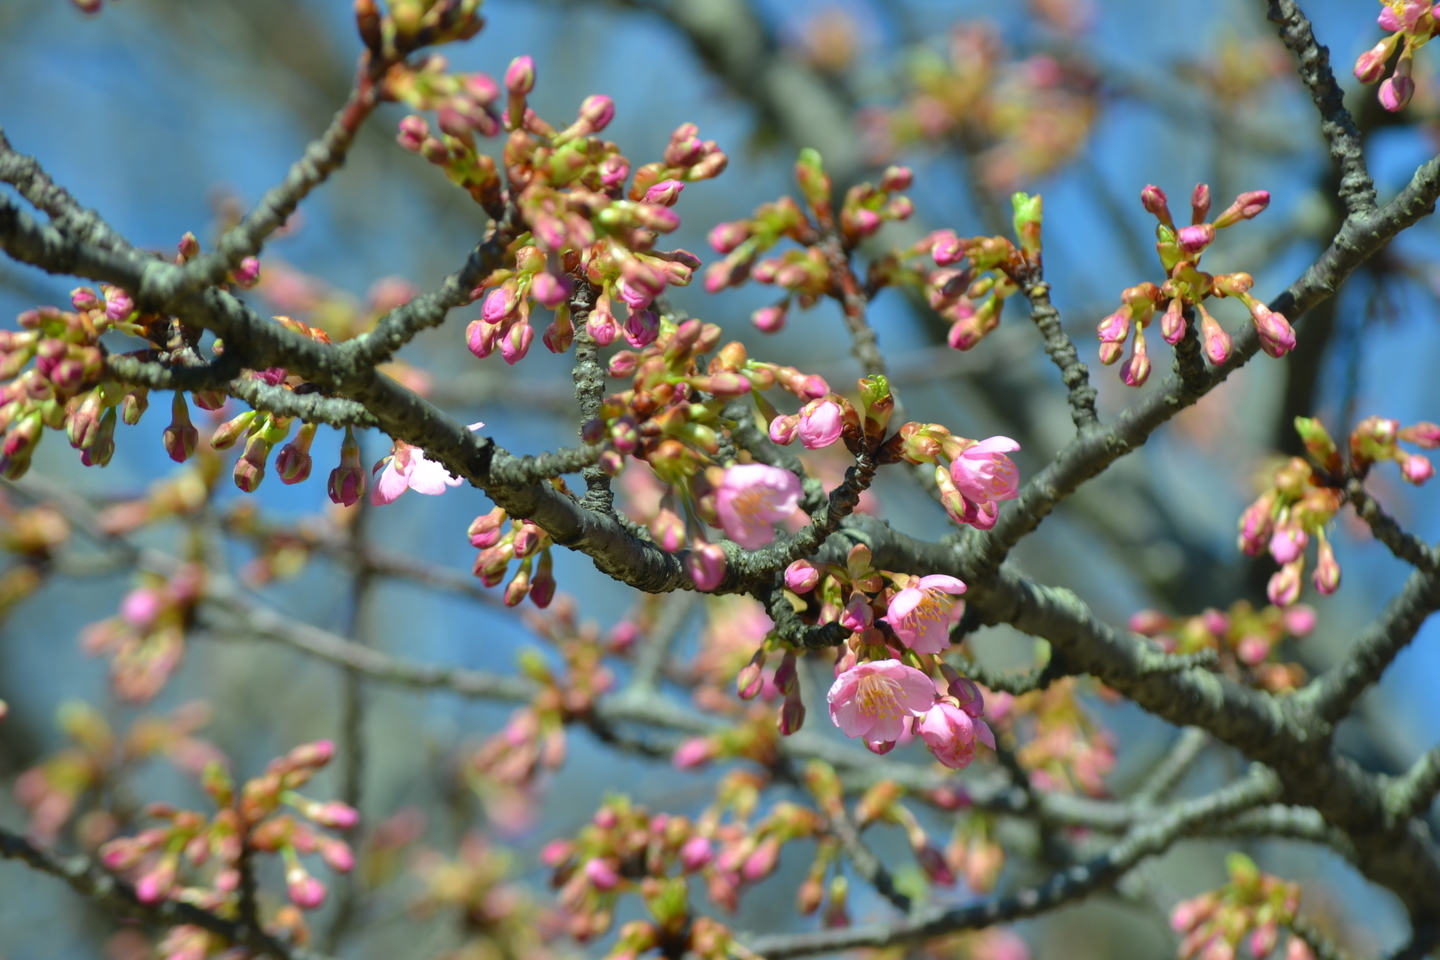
1381,72,1417,112
932,231,966,266
232,257,261,288
1213,191,1272,228
1402,452,1435,484
1355,41,1390,84
1268,525,1308,564
915,844,955,885
643,180,685,207
530,272,572,309
680,835,714,872
500,321,534,365
104,287,134,322
287,869,327,909
71,287,100,311
650,508,686,552
673,737,716,769
751,304,787,333
578,94,615,132
1236,634,1270,666
1121,330,1150,387
1176,223,1215,256
785,560,819,592
397,115,429,151
505,56,535,95
1282,604,1317,636
623,308,659,348
1252,303,1296,358
585,857,622,890
599,155,630,190
1199,307,1233,364
1267,560,1303,608
1190,183,1211,224
797,399,843,449
1159,297,1186,346
320,838,356,873
769,414,799,445
880,165,913,192
688,542,726,592
778,687,806,735
1140,184,1173,225
708,222,749,254
741,837,780,882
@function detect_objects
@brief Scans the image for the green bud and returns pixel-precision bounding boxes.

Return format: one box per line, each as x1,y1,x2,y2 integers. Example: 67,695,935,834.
794,148,832,217
1011,192,1043,260
1293,417,1342,474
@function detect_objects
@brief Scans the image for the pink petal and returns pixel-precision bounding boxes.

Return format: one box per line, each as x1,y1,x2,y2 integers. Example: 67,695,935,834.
917,575,966,595
371,462,410,505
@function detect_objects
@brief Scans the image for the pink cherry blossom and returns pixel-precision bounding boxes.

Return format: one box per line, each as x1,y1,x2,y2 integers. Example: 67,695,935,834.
785,560,819,592
371,441,464,505
715,463,802,548
797,399,843,449
1268,525,1308,564
882,575,967,655
951,437,1021,504
826,659,936,743
916,700,995,769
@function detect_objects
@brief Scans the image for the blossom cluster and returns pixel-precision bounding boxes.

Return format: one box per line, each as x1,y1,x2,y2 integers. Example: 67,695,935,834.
1097,183,1285,386
1170,853,1314,960
1354,1,1440,112
1238,415,1436,606
14,701,221,845
98,741,358,950
865,22,1099,190
705,149,914,332
80,564,206,702
392,52,725,364
1131,601,1317,693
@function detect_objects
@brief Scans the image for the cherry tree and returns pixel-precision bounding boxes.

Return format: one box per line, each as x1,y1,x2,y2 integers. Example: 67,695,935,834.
2,1,1440,959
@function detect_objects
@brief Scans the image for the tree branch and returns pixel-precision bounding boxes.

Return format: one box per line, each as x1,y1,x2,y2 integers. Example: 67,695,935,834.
1020,277,1098,429
1265,0,1378,214
741,767,1281,958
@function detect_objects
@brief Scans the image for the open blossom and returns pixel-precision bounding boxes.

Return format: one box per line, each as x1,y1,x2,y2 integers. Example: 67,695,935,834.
715,464,803,548
951,437,1021,504
827,659,936,743
916,700,996,769
371,441,464,505
883,575,966,654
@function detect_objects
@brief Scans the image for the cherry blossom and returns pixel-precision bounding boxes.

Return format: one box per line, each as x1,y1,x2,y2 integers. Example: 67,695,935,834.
916,700,995,769
882,574,967,654
951,437,1021,504
826,659,936,743
371,440,464,505
715,463,803,548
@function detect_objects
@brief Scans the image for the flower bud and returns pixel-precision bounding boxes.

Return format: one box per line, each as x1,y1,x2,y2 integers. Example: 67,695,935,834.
578,94,615,133
785,560,819,593
505,56,535,95
1213,191,1272,229
1190,183,1211,224
688,542,726,592
1140,184,1173,225
643,179,685,207
327,427,367,507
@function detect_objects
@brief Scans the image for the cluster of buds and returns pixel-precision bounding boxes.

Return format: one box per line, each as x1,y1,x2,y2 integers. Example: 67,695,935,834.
0,496,70,619
0,296,133,477
469,597,615,807
896,424,1021,529
1097,184,1283,387
356,0,486,61
80,564,205,702
778,544,997,765
99,741,357,921
705,150,914,333
14,701,220,845
1131,602,1316,693
411,833,563,960
814,770,962,893
543,787,811,949
1239,417,1436,607
1354,2,1440,112
874,193,1043,353
0,233,263,480
407,55,722,362
1170,853,1312,960
470,505,558,607
941,812,1007,894
871,23,1098,190
1004,677,1115,797
586,316,845,588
